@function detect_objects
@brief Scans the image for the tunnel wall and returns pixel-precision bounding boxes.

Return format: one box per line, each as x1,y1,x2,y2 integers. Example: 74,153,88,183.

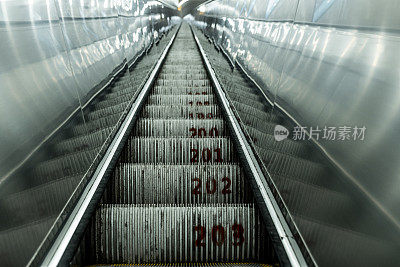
0,0,178,183
191,0,400,230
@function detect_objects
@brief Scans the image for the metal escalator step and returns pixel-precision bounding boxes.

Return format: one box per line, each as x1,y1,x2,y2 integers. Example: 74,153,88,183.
91,264,271,267
134,119,227,137
0,174,81,230
162,64,205,69
156,79,211,87
104,164,248,204
141,105,221,119
293,215,398,266
147,95,216,106
274,175,357,228
92,204,264,263
121,137,237,164
245,126,310,158
32,147,98,183
0,216,57,267
152,86,213,95
160,69,208,75
53,127,112,155
158,73,208,80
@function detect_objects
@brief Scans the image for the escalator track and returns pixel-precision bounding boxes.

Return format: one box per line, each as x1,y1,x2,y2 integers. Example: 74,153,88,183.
72,24,276,266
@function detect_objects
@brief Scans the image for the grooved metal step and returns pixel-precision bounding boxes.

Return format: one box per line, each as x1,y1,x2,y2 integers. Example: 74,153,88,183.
121,137,237,164
103,164,249,204
78,24,272,266
147,95,216,105
92,204,264,264
133,119,227,137
141,105,222,119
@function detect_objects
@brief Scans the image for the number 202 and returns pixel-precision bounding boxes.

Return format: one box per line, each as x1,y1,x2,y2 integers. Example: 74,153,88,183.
192,177,232,195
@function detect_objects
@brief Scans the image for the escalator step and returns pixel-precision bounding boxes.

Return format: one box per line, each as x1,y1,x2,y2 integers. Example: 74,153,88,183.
147,95,216,106
156,79,210,87
141,105,221,119
121,137,237,164
92,204,264,263
91,264,271,267
133,119,227,137
152,86,213,95
104,164,249,204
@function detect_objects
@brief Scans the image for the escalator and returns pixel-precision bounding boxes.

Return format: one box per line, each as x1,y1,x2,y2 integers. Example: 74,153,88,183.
72,24,276,265
2,20,397,267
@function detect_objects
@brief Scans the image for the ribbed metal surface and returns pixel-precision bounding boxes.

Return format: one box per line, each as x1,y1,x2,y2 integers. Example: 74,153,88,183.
104,164,249,204
121,137,237,164
93,204,263,264
91,263,271,267
134,119,227,137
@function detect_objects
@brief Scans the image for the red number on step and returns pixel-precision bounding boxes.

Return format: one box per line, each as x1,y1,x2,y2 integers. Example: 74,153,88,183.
198,128,206,137
197,113,205,119
232,224,245,246
189,127,197,137
206,113,213,119
192,178,201,195
202,148,212,162
194,226,206,247
212,225,225,246
221,177,232,195
206,178,217,194
214,148,223,162
190,148,199,163
209,127,219,137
